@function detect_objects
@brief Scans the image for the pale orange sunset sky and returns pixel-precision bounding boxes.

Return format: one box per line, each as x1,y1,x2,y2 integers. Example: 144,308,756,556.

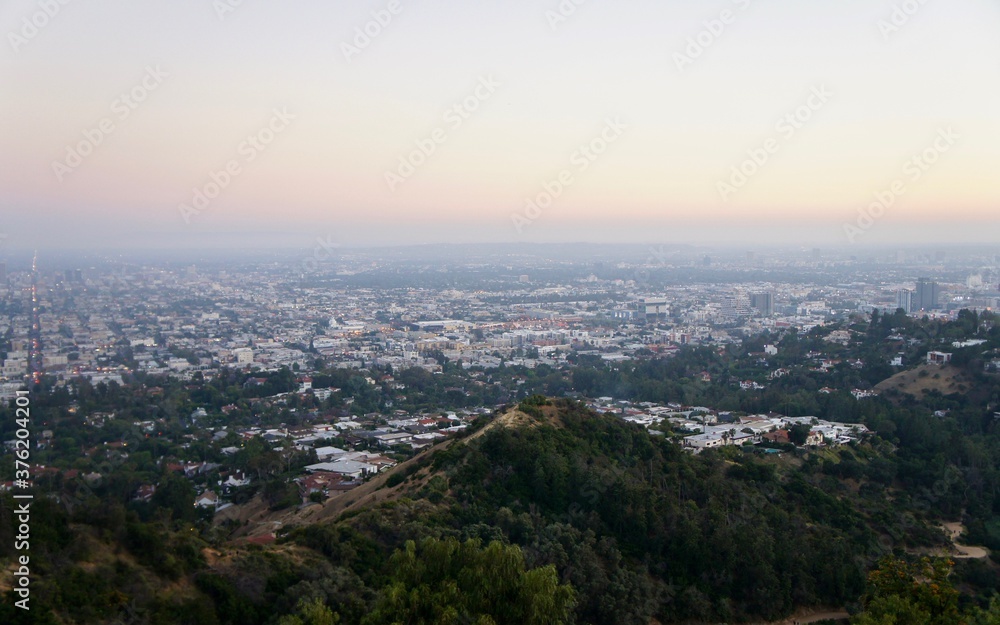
1,0,999,250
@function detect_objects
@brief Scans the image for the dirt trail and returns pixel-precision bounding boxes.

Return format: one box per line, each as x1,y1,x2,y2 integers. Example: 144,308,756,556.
783,612,849,624
755,610,849,624
942,522,990,559
313,408,535,522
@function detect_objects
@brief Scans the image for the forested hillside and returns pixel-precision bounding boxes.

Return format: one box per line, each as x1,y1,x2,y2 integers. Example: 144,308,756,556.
4,311,1000,623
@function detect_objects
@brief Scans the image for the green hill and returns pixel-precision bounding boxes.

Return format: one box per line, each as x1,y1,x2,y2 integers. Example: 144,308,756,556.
276,399,965,624
5,398,999,625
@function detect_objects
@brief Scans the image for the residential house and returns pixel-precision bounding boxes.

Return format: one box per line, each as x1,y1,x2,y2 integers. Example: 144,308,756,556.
195,491,220,508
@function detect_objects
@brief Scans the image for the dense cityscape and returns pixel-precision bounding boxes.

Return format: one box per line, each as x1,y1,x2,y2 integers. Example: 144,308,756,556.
2,244,999,515
5,1,1000,622
4,244,1000,623
4,246,1000,623
4,245,997,395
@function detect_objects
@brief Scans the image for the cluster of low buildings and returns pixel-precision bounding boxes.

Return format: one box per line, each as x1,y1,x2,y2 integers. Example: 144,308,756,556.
200,408,478,510
586,397,870,453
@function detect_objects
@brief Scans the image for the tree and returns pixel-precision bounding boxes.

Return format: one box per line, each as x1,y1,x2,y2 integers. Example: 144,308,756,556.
789,423,812,446
151,473,196,522
363,537,575,625
279,598,340,625
967,598,1000,625
853,557,961,625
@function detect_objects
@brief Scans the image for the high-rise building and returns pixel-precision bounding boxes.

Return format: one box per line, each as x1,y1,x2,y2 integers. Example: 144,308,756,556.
915,278,939,311
750,292,774,316
643,298,668,320
0,261,6,282
233,348,254,365
722,291,753,322
896,289,913,313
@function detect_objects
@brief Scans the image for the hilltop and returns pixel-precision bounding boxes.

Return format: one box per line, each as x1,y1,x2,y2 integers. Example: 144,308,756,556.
134,398,999,623
213,406,550,538
6,396,1000,624
268,398,989,624
875,363,971,397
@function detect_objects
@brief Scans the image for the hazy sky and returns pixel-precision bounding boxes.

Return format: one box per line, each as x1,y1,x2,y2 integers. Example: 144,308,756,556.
1,0,999,252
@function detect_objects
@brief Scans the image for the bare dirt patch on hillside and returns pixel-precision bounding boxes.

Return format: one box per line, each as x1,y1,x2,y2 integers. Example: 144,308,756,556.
941,522,990,559
875,364,969,397
464,408,540,442
910,522,990,560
